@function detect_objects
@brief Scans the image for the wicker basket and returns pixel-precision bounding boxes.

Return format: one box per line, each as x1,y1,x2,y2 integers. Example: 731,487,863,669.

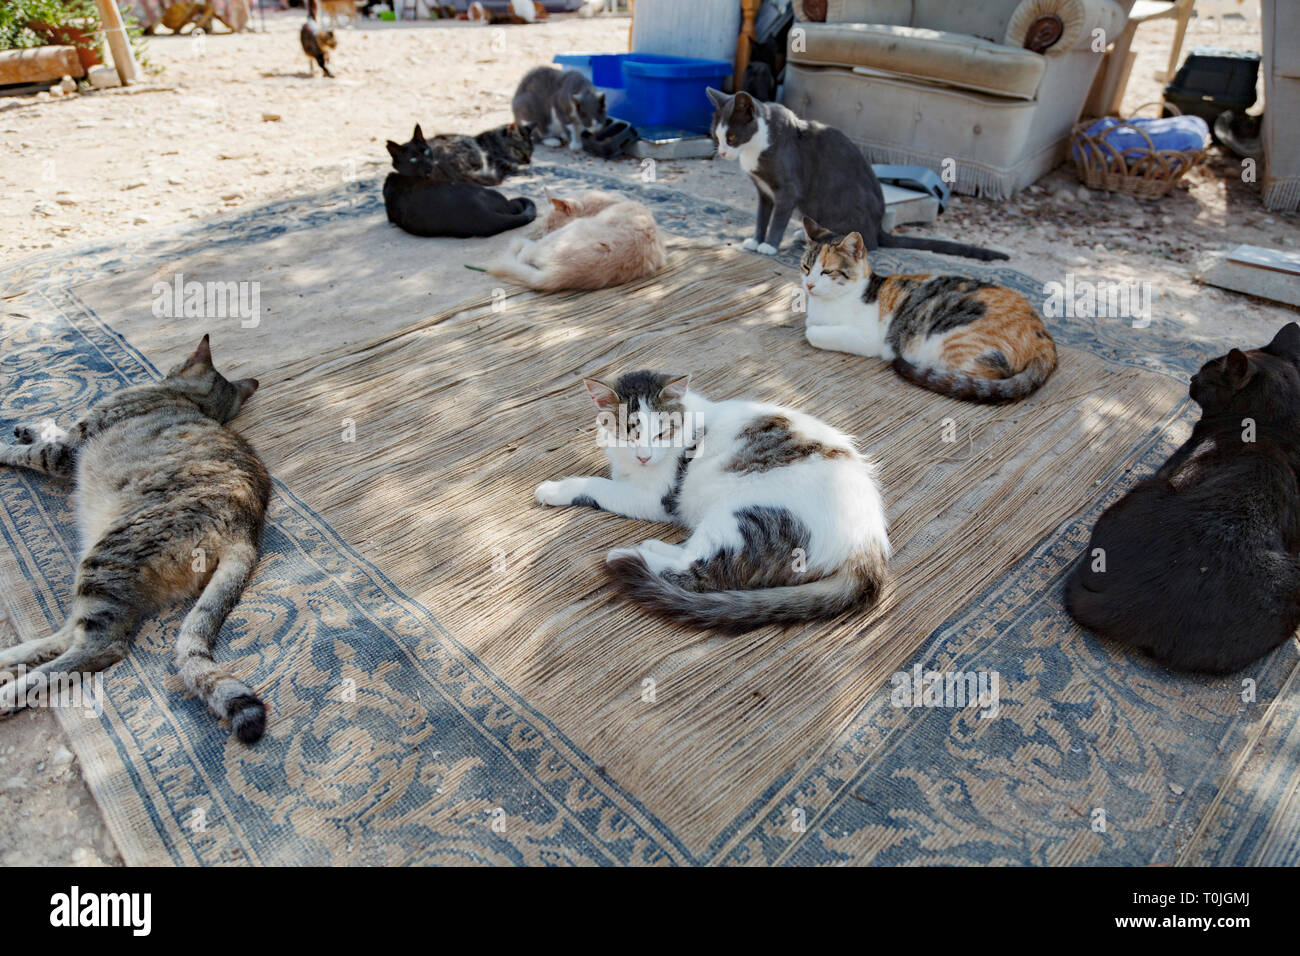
1070,102,1208,200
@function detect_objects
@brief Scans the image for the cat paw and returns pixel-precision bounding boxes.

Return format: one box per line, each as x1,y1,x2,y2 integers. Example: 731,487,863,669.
541,137,563,148
741,237,759,251
756,242,778,256
12,421,63,444
535,478,584,507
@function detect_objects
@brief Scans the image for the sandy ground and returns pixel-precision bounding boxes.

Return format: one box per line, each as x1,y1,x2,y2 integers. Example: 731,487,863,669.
0,10,1295,866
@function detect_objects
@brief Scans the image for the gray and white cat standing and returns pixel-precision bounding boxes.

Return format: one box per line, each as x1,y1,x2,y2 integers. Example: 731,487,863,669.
512,66,607,151
707,88,1007,262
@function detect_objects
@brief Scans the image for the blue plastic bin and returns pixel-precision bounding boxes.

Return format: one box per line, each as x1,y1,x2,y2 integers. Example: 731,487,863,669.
552,52,731,134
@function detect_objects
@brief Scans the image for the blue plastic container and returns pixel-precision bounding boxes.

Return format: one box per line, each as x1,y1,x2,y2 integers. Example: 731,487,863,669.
552,52,731,134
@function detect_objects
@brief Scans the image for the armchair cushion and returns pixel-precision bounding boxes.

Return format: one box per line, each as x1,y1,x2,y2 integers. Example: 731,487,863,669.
789,22,1047,99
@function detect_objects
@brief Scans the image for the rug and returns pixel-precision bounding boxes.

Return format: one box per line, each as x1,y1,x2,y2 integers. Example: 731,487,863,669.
0,164,1296,865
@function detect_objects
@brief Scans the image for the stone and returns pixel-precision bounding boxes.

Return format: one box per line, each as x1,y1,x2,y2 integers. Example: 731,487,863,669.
86,65,120,90
59,75,76,95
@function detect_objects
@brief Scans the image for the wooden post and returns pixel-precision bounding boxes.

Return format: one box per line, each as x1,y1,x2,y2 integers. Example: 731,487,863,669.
734,0,759,92
628,0,635,50
94,0,139,86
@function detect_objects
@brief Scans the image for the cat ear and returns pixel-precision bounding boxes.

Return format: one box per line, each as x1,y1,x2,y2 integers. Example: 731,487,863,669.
186,334,213,368
235,378,259,402
584,378,620,411
386,140,403,160
412,124,424,142
658,375,690,404
705,87,730,108
732,91,756,118
1267,322,1300,357
597,92,605,109
1223,349,1255,390
802,217,830,241
550,196,573,214
839,232,866,258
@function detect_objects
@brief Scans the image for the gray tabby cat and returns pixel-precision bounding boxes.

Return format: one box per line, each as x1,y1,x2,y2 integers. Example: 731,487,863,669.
0,336,271,743
706,88,1008,261
512,66,608,151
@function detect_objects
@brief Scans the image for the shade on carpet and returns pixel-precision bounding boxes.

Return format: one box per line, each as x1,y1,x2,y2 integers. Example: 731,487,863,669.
1,169,1296,865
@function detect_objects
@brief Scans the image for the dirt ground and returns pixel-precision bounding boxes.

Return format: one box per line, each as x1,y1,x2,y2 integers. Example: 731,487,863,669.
0,10,1294,866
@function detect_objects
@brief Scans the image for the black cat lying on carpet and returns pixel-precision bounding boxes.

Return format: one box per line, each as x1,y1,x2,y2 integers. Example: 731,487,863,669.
383,129,535,238
1066,323,1300,674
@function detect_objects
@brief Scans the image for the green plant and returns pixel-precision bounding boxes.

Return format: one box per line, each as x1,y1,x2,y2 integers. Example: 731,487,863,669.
0,0,154,73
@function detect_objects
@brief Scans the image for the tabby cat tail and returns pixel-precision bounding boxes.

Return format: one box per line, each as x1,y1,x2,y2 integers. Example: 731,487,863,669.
605,547,886,635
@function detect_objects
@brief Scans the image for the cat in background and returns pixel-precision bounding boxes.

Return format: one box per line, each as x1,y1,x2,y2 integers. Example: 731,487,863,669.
0,336,270,742
395,123,533,187
317,0,358,28
1066,323,1300,674
300,1,337,78
512,66,608,151
535,372,890,632
384,129,536,238
707,88,1007,261
489,189,666,291
801,218,1057,403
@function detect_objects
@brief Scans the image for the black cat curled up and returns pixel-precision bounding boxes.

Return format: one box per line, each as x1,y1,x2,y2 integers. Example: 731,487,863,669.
383,127,535,238
1065,323,1300,674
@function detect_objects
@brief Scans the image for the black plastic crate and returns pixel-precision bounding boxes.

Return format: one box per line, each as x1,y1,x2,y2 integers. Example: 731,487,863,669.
1164,46,1261,128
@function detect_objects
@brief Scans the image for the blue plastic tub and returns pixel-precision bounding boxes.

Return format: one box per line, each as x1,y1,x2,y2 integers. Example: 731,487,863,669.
552,52,731,134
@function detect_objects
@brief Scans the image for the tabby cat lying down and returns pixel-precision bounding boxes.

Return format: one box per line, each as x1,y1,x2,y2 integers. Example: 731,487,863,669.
391,122,534,187
800,218,1057,403
536,372,890,633
0,337,271,743
1066,323,1300,674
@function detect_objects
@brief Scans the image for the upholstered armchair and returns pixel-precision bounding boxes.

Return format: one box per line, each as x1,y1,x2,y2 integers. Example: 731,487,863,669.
782,0,1132,198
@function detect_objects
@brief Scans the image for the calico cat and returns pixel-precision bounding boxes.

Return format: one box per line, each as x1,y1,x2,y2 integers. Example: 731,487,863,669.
800,218,1056,403
1065,323,1300,674
535,372,890,632
392,123,533,187
707,88,1007,261
384,132,536,238
488,189,666,291
512,66,607,151
0,336,271,742
300,3,337,78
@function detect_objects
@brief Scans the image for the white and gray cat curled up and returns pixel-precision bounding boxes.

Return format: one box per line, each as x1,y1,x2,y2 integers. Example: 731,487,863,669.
536,372,890,632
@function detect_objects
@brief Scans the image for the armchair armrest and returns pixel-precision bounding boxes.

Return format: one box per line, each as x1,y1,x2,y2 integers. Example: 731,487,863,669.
1005,0,1126,55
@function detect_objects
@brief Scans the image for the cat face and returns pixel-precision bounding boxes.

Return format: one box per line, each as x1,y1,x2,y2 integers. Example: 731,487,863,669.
319,28,337,50
707,89,762,162
584,371,690,471
164,335,258,424
1190,323,1300,420
496,122,534,166
570,90,607,132
800,218,870,300
386,124,436,177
